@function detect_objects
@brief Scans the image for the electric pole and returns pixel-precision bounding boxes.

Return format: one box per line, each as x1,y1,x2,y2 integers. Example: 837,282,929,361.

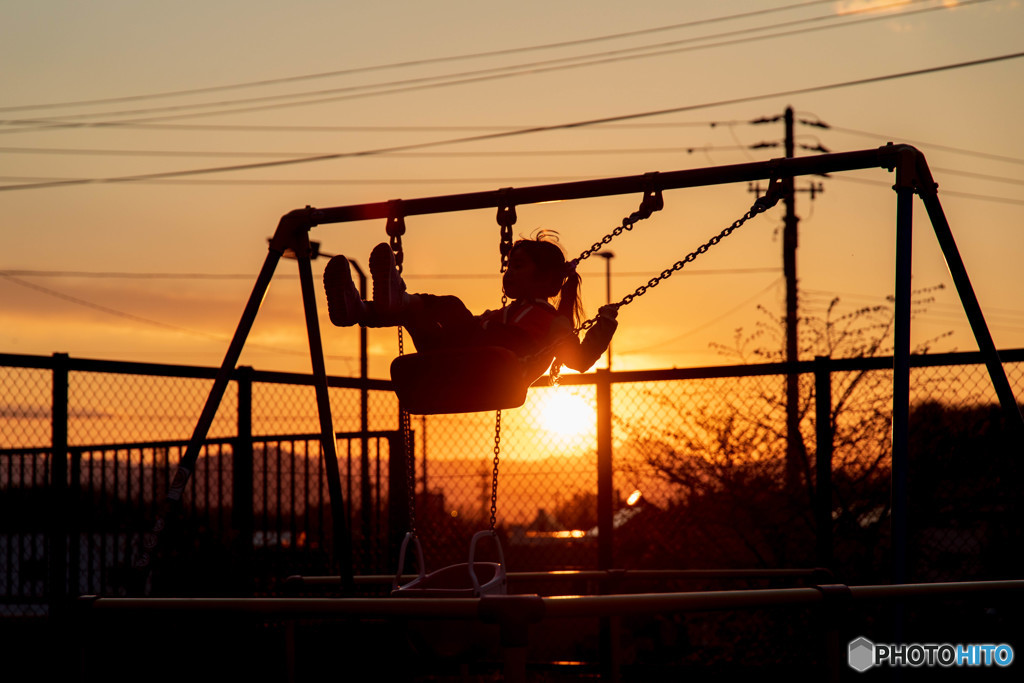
751,106,826,498
783,106,801,497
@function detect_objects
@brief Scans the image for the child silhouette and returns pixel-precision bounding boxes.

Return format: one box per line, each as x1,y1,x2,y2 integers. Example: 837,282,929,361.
324,233,617,384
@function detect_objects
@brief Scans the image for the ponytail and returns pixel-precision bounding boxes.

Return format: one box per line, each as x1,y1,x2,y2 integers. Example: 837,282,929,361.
557,266,584,330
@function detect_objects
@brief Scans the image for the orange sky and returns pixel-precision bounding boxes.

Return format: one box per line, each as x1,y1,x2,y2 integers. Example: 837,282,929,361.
2,0,1023,380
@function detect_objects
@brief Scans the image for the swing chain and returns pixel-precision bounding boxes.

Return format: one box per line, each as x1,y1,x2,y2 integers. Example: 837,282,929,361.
385,203,417,531
395,327,418,533
490,410,501,530
402,407,417,535
575,180,783,333
570,183,664,269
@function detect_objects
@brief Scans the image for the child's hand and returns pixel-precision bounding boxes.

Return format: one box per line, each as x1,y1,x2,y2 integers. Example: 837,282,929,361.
598,304,619,321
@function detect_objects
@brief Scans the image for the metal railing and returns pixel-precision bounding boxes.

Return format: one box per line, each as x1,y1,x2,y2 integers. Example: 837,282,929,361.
3,348,1022,610
75,578,1024,682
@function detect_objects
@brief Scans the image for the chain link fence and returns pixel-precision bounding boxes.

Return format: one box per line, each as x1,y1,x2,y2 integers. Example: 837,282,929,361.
3,349,1022,675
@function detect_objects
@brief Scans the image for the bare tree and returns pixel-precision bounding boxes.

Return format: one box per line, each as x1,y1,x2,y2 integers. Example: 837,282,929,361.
618,288,949,571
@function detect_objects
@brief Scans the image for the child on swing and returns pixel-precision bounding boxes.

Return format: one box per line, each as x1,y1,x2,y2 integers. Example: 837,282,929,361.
323,232,618,382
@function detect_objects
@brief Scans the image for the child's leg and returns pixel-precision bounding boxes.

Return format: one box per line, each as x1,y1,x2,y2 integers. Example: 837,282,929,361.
323,255,366,327
369,243,409,316
402,294,482,351
365,243,485,349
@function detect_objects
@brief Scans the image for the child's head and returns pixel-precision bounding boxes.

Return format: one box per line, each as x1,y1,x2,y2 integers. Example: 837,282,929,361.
505,231,584,327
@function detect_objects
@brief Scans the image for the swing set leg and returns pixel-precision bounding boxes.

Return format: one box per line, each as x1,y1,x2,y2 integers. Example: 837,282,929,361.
133,239,284,591
134,209,354,595
293,228,354,594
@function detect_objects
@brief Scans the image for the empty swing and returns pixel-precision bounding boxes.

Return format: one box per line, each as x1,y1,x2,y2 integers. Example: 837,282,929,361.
384,205,507,596
391,402,508,597
387,176,784,415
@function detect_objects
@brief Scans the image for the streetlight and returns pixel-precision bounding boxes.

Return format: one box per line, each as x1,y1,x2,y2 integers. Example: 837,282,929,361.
597,251,614,370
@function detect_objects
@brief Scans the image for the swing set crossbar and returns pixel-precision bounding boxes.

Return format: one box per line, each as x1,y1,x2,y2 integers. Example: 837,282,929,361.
292,145,904,227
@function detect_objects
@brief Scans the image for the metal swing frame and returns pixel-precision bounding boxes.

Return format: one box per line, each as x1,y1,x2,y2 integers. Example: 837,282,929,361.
138,144,1023,592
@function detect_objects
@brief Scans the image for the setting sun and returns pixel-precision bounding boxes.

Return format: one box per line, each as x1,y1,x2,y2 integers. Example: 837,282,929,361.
539,389,596,438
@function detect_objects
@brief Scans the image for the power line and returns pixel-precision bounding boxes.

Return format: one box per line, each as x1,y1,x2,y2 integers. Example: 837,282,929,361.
3,50,1022,193
0,175,609,186
828,174,1024,207
0,119,741,135
932,167,1024,186
0,143,752,160
822,124,1024,167
0,0,977,131
0,269,294,280
0,0,838,114
0,271,357,362
618,277,784,355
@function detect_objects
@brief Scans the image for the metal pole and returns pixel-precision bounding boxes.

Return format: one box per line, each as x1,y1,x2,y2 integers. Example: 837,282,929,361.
594,367,619,681
598,252,614,370
133,234,284,586
783,107,802,499
233,366,255,592
49,353,69,613
349,261,373,567
892,154,915,591
295,232,353,594
311,147,907,225
913,160,1024,434
596,369,614,570
814,356,833,569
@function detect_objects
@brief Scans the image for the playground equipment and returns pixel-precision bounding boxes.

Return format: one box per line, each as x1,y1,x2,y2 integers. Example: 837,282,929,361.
134,144,1023,594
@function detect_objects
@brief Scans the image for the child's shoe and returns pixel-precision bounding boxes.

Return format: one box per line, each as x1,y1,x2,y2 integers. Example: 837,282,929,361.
323,255,365,327
369,243,407,316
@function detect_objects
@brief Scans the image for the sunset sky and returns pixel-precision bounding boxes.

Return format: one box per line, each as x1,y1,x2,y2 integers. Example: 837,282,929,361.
3,0,1023,380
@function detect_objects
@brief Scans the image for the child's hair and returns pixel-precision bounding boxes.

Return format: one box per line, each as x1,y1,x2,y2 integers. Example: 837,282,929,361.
509,231,584,329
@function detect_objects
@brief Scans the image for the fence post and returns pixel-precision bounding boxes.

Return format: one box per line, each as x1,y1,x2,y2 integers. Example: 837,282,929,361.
48,353,69,615
814,356,834,570
596,369,614,570
233,366,254,588
388,430,413,569
595,369,622,681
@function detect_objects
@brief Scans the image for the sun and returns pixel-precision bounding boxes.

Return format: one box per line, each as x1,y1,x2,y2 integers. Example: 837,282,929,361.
539,388,595,438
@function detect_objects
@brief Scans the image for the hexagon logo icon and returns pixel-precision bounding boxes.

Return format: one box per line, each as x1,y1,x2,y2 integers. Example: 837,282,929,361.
848,637,875,672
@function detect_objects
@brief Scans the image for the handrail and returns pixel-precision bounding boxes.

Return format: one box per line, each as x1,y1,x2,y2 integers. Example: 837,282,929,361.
80,579,1024,620
287,567,835,589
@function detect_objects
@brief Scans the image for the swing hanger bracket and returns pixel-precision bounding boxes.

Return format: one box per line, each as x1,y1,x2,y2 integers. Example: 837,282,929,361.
496,187,518,228
386,199,407,271
752,173,786,214
635,172,664,220
496,188,517,271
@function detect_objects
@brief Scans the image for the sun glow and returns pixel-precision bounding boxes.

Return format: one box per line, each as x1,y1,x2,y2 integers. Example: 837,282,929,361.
539,389,595,438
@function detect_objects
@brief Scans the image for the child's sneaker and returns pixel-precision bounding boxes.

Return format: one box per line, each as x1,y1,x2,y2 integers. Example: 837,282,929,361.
323,255,365,327
369,243,406,316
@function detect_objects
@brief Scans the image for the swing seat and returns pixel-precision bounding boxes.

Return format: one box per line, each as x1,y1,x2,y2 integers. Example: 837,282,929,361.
390,346,529,415
392,530,507,598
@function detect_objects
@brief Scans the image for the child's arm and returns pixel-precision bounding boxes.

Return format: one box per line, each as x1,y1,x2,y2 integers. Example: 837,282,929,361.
555,305,618,372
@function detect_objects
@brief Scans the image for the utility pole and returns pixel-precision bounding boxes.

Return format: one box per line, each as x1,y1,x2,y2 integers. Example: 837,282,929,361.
783,106,801,497
751,107,826,498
